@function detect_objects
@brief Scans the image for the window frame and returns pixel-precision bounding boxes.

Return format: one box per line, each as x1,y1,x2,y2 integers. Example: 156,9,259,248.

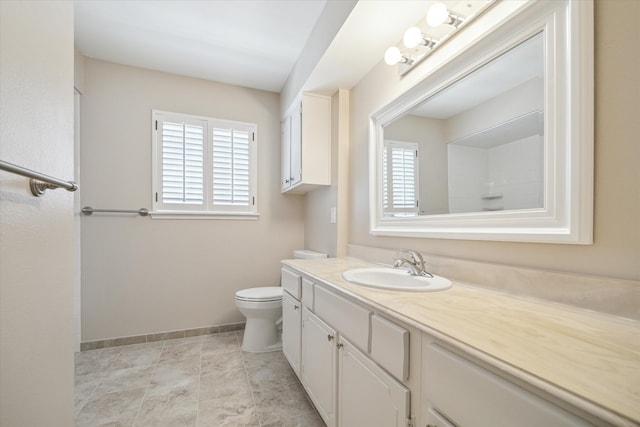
151,110,258,219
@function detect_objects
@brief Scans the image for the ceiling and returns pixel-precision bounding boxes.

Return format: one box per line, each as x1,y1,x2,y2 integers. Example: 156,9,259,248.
74,1,443,96
74,0,327,93
411,32,544,119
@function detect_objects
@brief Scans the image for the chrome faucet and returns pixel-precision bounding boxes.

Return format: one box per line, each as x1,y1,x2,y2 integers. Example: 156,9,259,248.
393,249,434,277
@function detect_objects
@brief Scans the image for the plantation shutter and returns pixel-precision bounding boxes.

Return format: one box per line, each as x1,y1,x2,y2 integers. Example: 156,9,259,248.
153,111,257,215
212,122,254,209
383,141,419,216
159,118,205,208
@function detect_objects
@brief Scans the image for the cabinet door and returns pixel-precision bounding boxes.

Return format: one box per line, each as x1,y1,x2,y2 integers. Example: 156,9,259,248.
302,308,337,427
282,291,301,377
290,101,302,187
424,344,592,427
338,338,410,427
280,116,291,191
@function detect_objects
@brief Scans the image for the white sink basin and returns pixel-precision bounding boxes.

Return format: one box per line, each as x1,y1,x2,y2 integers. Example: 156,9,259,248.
341,268,452,292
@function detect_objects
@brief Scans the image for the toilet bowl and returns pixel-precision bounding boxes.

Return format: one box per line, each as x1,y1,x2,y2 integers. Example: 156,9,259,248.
235,287,283,352
235,249,328,352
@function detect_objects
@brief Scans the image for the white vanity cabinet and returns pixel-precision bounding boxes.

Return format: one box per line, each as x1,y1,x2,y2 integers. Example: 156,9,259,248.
281,92,331,194
338,338,410,427
281,266,412,427
301,307,338,427
422,342,595,427
281,291,301,376
300,304,411,427
281,267,302,377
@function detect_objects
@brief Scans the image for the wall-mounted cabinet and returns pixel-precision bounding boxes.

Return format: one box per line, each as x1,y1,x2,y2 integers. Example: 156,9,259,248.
281,93,331,194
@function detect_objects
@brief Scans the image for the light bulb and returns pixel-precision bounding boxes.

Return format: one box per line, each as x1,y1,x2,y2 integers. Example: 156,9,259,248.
384,46,402,65
427,2,449,27
403,27,423,49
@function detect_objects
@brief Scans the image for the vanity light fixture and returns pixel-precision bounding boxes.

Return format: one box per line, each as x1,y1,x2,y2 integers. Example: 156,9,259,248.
403,27,437,50
426,2,464,28
384,46,414,66
383,0,497,76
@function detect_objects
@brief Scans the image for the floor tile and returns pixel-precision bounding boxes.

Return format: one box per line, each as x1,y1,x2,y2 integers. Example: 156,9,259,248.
201,332,240,357
75,387,146,427
199,367,251,401
75,348,120,376
201,351,244,373
253,382,316,425
75,333,325,427
134,393,198,427
197,389,259,427
95,364,155,395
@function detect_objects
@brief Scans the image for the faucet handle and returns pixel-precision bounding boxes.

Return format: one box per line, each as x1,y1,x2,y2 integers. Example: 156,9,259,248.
399,249,424,267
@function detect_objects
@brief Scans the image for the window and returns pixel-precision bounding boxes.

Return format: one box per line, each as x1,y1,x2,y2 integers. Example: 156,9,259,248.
383,140,419,217
152,111,257,217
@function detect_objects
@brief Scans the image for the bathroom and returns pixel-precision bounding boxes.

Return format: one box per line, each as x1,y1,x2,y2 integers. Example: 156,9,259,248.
1,0,638,426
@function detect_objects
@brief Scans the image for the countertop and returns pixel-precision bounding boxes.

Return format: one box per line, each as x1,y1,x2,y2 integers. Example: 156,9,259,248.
282,257,640,426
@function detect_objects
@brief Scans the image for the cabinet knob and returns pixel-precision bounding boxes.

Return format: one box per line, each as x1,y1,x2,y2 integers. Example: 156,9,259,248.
337,343,344,349
294,304,299,310
285,179,290,184
327,335,334,341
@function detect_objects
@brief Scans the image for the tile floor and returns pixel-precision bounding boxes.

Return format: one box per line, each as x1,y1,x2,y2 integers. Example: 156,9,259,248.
74,331,326,426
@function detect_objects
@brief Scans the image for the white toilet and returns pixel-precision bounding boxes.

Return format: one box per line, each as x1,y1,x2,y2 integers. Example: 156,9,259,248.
234,249,327,352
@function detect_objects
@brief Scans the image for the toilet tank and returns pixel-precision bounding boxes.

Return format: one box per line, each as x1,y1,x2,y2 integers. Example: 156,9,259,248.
293,249,328,259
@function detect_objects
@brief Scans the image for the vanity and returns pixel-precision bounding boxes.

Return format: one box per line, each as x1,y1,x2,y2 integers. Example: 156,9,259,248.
278,0,638,425
281,258,639,427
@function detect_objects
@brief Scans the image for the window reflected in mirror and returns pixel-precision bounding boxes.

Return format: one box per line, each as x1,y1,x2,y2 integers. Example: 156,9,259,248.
382,32,544,217
383,140,419,217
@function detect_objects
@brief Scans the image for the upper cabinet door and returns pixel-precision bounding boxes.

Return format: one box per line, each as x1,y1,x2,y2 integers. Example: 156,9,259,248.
281,92,331,194
290,101,302,187
280,116,291,191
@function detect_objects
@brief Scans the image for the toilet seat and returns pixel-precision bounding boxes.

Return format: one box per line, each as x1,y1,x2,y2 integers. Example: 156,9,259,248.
235,286,282,302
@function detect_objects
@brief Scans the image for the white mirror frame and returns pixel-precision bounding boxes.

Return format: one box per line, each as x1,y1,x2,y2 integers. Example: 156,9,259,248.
369,0,593,244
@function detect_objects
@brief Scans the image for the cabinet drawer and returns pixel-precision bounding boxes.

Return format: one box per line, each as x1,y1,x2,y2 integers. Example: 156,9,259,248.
281,267,301,299
424,344,591,427
370,315,409,381
314,286,371,352
301,278,314,310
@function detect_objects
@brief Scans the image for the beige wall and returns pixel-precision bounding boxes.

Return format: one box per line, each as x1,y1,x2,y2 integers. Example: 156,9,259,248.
304,89,351,257
385,115,449,215
80,58,304,341
0,1,75,424
346,0,640,281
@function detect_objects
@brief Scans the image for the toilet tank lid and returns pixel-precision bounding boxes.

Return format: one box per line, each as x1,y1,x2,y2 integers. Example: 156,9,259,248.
293,249,328,259
235,286,282,301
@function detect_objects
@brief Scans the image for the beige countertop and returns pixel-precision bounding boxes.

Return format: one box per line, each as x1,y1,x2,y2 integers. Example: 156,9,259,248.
282,257,640,426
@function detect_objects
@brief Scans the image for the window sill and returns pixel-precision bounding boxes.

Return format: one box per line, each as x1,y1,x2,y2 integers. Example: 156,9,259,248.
149,211,259,220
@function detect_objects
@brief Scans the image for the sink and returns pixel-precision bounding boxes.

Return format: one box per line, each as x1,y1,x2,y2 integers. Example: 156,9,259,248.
341,267,452,292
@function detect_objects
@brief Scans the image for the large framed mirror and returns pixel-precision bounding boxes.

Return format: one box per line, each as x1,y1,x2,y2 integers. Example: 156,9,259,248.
369,0,593,244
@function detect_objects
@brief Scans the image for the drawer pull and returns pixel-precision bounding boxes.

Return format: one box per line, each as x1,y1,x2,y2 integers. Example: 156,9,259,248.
327,334,334,341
